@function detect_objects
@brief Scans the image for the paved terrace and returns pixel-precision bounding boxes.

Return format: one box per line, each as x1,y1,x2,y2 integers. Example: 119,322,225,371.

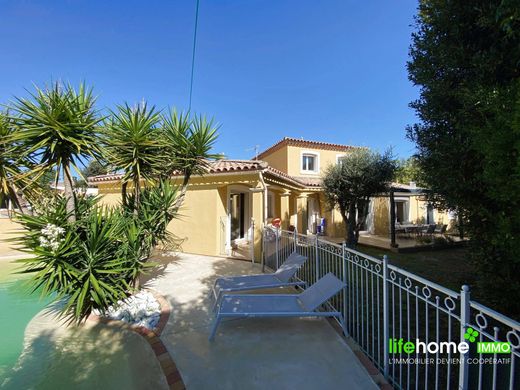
146,253,379,390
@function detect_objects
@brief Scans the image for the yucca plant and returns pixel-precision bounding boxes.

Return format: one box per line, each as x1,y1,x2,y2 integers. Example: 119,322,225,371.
117,217,156,287
14,196,148,323
7,88,220,323
125,179,180,251
103,102,165,209
9,82,102,221
161,109,219,208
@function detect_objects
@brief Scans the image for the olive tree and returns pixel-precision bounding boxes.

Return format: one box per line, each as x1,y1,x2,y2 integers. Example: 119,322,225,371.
323,149,396,247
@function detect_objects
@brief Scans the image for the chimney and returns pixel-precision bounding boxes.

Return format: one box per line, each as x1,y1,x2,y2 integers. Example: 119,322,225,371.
409,181,416,189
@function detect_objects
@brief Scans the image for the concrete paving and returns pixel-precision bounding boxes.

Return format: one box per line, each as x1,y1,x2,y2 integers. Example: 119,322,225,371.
147,253,379,390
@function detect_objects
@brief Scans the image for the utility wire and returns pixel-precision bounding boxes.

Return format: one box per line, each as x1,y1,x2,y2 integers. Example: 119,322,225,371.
188,0,200,111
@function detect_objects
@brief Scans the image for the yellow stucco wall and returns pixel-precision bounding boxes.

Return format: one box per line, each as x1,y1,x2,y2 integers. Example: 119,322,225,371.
260,147,288,173
408,196,451,225
372,197,390,236
285,145,350,177
169,186,222,256
258,143,454,238
96,173,265,259
370,195,452,236
94,164,455,257
250,190,263,261
322,206,346,238
259,142,352,235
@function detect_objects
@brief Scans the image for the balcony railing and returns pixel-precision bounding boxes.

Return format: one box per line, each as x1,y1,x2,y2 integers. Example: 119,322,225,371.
262,227,520,390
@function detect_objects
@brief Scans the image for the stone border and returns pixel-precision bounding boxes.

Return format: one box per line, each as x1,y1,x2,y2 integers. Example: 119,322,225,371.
88,290,185,390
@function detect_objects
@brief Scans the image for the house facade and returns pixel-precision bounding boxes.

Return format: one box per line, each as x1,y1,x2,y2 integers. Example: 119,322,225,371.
90,137,452,260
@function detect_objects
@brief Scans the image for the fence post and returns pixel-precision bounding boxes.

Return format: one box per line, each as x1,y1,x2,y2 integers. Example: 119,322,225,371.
275,227,280,269
458,285,470,390
342,242,348,336
250,218,255,264
293,230,297,253
261,223,265,272
315,235,320,284
383,255,389,379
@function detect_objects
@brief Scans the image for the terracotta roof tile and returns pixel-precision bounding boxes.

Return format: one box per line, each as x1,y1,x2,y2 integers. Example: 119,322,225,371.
209,159,267,172
88,160,267,183
292,176,323,187
264,167,308,188
89,159,327,190
256,137,358,160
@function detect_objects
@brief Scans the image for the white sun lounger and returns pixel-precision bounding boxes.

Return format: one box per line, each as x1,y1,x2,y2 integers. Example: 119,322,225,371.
212,252,308,308
209,272,346,340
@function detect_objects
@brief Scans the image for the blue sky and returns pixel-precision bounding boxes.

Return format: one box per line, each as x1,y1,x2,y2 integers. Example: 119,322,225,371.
1,0,420,159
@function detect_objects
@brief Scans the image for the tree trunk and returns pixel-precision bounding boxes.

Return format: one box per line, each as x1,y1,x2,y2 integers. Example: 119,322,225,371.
457,210,464,239
133,175,140,214
355,198,370,241
172,172,191,210
346,202,357,248
121,181,128,207
63,163,76,223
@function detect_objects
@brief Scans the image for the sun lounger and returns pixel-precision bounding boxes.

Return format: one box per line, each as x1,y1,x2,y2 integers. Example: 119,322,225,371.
209,272,346,340
212,252,308,308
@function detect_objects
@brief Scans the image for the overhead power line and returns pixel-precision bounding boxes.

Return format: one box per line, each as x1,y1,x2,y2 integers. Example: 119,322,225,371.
188,0,200,111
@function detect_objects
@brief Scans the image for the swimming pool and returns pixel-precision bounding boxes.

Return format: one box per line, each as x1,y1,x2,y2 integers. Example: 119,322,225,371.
0,260,49,384
0,259,168,389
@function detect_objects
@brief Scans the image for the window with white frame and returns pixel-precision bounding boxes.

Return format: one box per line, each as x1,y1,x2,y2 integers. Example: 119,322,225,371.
301,152,319,173
336,154,347,165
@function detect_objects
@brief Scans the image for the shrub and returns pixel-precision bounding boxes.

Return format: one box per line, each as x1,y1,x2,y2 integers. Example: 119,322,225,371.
415,235,433,245
15,196,155,323
123,179,180,253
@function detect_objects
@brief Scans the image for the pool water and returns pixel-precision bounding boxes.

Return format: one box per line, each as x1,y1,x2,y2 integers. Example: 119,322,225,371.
0,262,50,383
0,260,169,389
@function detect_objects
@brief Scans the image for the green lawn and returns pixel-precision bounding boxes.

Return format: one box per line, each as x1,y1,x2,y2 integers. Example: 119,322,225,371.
357,245,479,298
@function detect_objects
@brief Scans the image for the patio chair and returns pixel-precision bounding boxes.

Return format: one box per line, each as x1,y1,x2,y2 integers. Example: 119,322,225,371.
424,224,436,235
395,223,406,238
209,272,346,340
212,252,308,309
434,224,448,235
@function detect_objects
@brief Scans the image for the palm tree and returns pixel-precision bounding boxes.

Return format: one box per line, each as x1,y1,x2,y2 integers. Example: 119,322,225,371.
10,82,102,222
161,109,219,209
103,102,164,209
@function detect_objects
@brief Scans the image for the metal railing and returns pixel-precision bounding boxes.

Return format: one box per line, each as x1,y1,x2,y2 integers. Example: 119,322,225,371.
262,227,520,390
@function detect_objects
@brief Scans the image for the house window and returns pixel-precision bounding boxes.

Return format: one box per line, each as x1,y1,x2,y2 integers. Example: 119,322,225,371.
336,154,347,165
301,152,319,173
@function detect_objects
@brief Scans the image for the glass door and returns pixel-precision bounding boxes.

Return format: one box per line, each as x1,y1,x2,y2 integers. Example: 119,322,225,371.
230,193,245,240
